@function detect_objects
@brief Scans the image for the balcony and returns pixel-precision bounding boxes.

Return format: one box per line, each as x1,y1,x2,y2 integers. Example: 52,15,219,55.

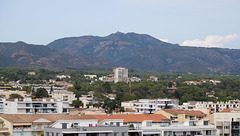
13,127,32,132
0,127,9,132
32,127,44,131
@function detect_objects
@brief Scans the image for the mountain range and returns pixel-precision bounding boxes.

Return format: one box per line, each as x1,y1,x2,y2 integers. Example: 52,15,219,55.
1,32,240,74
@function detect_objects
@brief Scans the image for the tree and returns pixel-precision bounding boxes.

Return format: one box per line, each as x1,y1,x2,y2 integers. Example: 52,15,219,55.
93,92,106,102
71,100,83,108
35,88,48,98
102,82,112,93
121,94,135,102
103,98,117,114
9,94,23,99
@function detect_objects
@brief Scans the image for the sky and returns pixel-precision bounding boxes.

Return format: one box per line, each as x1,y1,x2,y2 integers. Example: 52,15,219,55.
0,0,240,49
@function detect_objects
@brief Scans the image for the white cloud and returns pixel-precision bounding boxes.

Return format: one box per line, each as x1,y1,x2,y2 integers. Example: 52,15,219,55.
159,39,168,43
181,34,240,48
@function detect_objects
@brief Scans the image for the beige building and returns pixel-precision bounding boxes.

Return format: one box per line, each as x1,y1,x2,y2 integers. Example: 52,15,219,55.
155,109,206,123
0,89,30,99
0,114,96,136
212,112,240,136
51,90,77,104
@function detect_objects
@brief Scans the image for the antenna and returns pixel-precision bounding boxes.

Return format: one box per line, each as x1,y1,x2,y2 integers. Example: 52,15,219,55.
129,78,131,94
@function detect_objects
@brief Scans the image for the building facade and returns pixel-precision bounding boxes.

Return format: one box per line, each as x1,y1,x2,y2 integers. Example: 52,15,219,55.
113,67,128,83
0,98,73,114
51,90,77,104
121,99,179,114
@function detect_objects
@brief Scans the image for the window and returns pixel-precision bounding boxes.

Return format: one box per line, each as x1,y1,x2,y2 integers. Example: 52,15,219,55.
206,130,211,135
46,132,49,136
51,132,54,136
224,126,230,129
204,121,208,126
146,121,152,127
26,109,30,113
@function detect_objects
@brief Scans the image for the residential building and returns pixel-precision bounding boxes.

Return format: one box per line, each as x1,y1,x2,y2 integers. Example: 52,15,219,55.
193,100,240,113
49,79,56,83
99,76,114,82
201,79,221,85
28,72,36,75
0,89,31,99
94,114,170,128
79,93,94,108
121,100,138,111
44,125,129,136
130,76,142,82
113,67,128,83
135,99,179,114
54,81,73,88
51,90,77,104
158,120,218,136
204,112,240,136
155,109,206,123
121,99,179,114
147,76,158,82
1,98,73,114
0,114,97,136
33,86,66,94
183,81,201,85
84,75,97,79
56,75,71,79
69,107,106,115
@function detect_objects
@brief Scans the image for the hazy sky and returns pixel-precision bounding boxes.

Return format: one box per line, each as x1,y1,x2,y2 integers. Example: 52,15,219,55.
0,0,240,49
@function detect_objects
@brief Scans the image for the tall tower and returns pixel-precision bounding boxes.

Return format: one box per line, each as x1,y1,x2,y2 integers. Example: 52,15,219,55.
113,67,128,83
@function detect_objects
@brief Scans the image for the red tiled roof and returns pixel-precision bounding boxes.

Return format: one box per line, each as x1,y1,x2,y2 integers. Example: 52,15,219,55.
125,108,135,112
0,114,97,123
107,74,114,77
220,108,231,113
162,109,205,116
94,114,169,123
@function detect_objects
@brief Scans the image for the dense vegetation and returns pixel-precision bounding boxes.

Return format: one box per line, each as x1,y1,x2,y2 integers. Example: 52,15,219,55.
1,68,240,105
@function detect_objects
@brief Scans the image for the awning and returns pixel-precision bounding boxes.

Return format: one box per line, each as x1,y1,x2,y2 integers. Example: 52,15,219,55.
13,123,31,126
143,131,161,135
62,131,113,134
42,108,55,110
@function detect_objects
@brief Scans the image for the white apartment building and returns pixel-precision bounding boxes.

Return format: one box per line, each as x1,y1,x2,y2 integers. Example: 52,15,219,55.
130,76,142,82
99,76,114,82
188,100,240,113
84,75,97,79
79,94,95,108
113,67,128,83
51,90,77,104
0,98,73,114
121,99,179,114
56,75,71,79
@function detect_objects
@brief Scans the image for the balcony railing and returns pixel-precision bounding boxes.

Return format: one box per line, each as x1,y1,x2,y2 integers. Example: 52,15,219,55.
0,127,8,131
13,127,32,131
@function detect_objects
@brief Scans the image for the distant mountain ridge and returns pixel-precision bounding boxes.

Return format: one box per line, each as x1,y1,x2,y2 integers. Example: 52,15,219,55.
0,41,111,69
47,32,240,74
0,32,240,74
